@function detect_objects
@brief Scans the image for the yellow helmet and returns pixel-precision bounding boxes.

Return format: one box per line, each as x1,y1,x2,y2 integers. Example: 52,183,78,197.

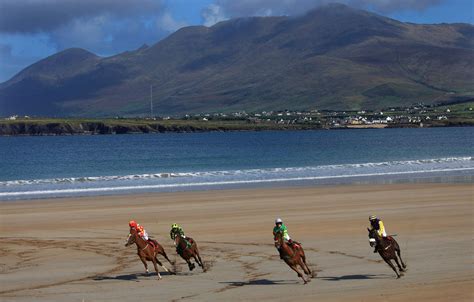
369,215,377,221
171,223,178,229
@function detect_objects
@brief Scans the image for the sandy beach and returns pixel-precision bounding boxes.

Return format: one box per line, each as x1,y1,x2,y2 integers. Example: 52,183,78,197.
0,183,472,301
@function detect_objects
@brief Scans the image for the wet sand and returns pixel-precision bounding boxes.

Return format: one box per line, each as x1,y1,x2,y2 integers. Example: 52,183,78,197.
0,183,472,301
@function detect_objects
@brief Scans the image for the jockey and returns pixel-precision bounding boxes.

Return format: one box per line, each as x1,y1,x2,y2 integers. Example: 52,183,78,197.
129,220,149,241
273,218,293,244
170,223,186,240
369,215,387,238
369,215,390,253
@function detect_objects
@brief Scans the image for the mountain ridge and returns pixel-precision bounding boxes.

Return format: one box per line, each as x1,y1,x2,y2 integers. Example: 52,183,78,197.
1,4,473,117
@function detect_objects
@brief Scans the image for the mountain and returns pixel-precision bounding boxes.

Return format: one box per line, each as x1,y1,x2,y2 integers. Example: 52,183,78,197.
1,3,473,117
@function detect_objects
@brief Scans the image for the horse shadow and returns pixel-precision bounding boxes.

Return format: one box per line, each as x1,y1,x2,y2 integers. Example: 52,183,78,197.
93,271,174,282
319,274,390,281
220,279,300,286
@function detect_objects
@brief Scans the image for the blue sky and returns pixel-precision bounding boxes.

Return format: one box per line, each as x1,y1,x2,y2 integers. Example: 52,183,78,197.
0,0,472,82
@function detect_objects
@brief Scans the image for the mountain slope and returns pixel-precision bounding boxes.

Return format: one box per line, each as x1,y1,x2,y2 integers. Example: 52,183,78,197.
1,3,473,117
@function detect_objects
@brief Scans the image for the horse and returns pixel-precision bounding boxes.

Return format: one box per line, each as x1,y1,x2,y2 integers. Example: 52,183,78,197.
274,231,312,284
174,235,205,271
125,227,175,280
368,228,406,278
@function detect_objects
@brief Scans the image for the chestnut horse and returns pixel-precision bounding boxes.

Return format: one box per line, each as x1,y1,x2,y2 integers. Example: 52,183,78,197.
174,235,205,271
274,231,312,284
368,228,406,278
125,228,174,280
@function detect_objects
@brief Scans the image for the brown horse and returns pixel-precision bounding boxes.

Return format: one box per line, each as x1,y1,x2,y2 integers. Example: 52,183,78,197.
368,228,406,278
125,228,174,280
174,235,205,271
274,231,312,284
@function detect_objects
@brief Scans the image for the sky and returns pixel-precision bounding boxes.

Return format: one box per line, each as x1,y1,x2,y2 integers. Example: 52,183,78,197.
0,0,472,82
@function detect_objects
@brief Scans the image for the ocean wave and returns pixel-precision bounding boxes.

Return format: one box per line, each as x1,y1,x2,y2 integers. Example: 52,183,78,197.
0,156,472,187
0,167,473,197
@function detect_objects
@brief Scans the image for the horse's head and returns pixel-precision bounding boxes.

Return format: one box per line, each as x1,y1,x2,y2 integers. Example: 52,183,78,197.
367,227,379,247
274,230,284,248
125,227,138,247
174,234,182,247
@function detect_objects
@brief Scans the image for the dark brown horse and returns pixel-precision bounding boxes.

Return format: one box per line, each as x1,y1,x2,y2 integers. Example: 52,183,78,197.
125,228,174,279
368,228,406,278
174,235,205,271
274,231,312,284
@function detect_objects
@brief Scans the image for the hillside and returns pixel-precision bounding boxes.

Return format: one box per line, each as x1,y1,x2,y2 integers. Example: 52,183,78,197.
1,3,473,117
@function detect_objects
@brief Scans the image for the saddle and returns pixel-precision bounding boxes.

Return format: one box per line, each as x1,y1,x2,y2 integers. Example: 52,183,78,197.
147,239,158,250
176,237,193,254
289,240,301,249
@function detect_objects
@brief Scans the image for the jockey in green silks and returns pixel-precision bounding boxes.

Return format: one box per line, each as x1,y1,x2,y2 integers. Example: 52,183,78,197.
273,218,293,243
170,223,186,240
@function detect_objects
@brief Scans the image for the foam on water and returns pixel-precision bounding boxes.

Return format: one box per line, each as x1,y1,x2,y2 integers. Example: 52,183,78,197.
0,167,473,198
0,156,472,200
1,156,471,187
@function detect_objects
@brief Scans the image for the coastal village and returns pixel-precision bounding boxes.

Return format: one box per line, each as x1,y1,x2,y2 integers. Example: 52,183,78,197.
177,100,474,128
3,100,473,134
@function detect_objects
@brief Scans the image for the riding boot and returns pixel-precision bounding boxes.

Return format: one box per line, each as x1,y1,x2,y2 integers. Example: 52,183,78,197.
278,248,284,259
373,247,378,253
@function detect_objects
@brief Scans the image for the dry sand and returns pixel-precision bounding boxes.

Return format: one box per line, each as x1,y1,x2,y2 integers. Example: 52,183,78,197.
0,183,472,301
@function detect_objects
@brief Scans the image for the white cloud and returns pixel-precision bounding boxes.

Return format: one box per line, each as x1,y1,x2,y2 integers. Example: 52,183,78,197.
158,12,187,32
202,0,444,21
201,4,227,26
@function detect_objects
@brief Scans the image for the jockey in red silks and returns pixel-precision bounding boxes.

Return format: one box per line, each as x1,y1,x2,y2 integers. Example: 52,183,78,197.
129,220,149,241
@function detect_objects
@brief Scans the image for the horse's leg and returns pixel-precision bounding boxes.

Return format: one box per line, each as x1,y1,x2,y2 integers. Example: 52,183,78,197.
156,245,174,266
383,258,400,278
288,264,308,284
139,255,149,274
300,252,312,276
161,250,174,265
393,256,404,275
396,248,407,269
302,259,312,276
185,257,195,271
192,254,200,267
151,259,162,280
155,256,172,274
193,248,204,268
299,260,311,279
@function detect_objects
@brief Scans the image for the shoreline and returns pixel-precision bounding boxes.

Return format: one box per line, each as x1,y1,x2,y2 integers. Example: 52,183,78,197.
1,168,472,202
1,182,472,301
1,119,473,136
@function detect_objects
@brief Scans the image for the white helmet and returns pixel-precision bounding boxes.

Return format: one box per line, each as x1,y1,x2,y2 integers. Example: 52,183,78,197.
275,218,283,224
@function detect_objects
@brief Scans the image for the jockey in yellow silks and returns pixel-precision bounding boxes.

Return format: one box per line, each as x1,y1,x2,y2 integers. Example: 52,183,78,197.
369,215,387,238
369,215,390,253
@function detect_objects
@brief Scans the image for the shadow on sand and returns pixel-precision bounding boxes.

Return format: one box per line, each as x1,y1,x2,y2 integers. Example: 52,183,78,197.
319,274,390,281
220,279,300,286
93,271,174,282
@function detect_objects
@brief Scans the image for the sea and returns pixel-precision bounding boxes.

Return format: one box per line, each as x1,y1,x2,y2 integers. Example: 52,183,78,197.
0,127,472,201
